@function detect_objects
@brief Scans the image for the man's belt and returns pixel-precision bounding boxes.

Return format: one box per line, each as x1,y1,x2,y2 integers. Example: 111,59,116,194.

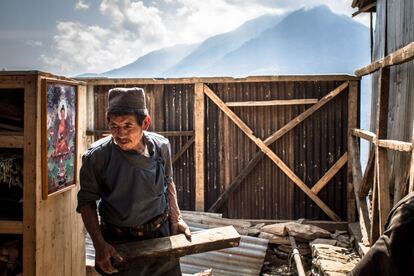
102,210,169,238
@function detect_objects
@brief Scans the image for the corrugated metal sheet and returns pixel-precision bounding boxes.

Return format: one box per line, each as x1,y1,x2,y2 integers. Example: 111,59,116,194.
205,81,349,220
180,225,268,276
371,0,414,204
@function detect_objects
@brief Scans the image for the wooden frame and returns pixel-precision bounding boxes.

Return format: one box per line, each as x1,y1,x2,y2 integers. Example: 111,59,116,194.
41,80,78,199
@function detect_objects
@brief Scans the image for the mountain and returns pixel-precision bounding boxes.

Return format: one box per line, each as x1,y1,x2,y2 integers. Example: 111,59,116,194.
207,6,370,76
102,43,197,77
162,14,285,77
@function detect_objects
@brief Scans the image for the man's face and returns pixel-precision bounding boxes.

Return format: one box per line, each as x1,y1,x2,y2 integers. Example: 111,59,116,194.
108,114,144,152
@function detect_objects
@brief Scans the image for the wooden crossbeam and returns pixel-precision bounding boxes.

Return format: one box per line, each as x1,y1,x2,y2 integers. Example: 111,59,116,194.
311,153,348,194
350,128,376,142
358,149,375,197
377,139,413,152
112,226,240,271
172,136,195,164
208,82,349,212
225,99,318,107
355,41,414,76
204,85,341,221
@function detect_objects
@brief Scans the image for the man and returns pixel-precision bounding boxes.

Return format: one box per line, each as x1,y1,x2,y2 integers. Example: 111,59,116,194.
77,87,191,275
350,191,414,276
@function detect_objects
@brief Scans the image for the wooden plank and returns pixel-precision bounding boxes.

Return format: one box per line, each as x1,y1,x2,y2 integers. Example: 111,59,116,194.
352,2,377,17
375,68,391,235
370,169,380,244
355,41,414,76
225,98,318,107
23,74,37,276
350,128,376,142
78,75,360,86
377,139,413,152
311,153,348,194
0,220,23,234
208,82,350,212
85,129,194,137
358,149,375,197
172,135,195,163
348,135,371,245
0,132,24,148
204,85,341,221
112,226,240,271
410,121,414,193
0,75,26,88
347,80,359,223
194,83,205,211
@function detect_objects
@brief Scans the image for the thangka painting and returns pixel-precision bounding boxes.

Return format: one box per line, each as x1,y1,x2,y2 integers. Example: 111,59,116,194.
42,81,78,199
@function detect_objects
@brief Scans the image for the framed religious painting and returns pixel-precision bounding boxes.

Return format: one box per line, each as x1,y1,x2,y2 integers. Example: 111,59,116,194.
42,80,78,199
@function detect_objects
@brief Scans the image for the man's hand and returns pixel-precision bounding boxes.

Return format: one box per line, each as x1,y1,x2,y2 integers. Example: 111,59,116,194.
95,240,123,274
171,218,192,240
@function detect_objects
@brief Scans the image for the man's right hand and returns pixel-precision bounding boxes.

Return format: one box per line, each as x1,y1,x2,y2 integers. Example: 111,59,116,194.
95,241,123,274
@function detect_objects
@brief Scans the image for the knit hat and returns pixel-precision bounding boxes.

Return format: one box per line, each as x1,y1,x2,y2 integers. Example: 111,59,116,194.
107,87,148,115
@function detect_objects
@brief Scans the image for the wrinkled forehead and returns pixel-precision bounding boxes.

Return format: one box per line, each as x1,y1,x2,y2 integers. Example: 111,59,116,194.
108,114,138,125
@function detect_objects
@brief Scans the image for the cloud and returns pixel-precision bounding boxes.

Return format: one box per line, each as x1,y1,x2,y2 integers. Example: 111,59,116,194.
75,0,90,10
43,0,368,75
26,40,43,47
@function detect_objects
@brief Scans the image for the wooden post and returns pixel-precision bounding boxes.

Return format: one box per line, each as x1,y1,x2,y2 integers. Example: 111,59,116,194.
194,83,205,211
347,80,359,222
375,67,391,235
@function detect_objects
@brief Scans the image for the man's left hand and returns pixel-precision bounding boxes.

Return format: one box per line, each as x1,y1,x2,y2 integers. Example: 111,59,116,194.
171,218,191,240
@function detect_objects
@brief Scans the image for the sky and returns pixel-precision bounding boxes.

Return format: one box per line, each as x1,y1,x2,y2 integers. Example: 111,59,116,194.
0,0,369,76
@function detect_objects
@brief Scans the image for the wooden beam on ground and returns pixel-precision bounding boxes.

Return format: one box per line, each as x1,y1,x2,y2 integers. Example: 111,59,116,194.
112,226,240,271
194,83,205,211
208,82,349,212
288,233,306,276
375,67,391,235
225,98,318,107
377,139,413,152
349,134,371,245
347,80,359,223
350,128,376,142
204,85,341,221
172,136,195,164
311,153,348,194
359,149,375,197
355,41,414,77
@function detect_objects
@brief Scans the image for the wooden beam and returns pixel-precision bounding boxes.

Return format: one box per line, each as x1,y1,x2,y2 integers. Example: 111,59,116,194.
208,82,350,212
225,98,318,107
370,170,380,244
352,2,376,17
77,75,360,86
311,153,348,194
0,132,24,148
0,220,23,234
112,226,240,271
358,149,375,197
375,67,391,235
377,139,413,152
172,136,195,164
288,233,306,276
355,41,414,76
194,83,205,211
347,80,359,223
86,129,195,137
349,135,371,245
204,85,341,221
350,128,376,142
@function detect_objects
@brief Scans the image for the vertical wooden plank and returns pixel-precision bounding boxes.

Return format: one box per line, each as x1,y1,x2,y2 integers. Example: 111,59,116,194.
370,168,380,244
375,67,391,235
194,83,205,211
22,74,37,276
409,121,414,193
347,80,358,222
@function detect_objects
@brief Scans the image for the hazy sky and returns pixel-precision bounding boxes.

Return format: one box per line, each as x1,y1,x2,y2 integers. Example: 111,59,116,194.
0,0,368,76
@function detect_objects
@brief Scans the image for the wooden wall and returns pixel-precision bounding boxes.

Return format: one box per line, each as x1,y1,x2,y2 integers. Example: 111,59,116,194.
85,75,358,221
